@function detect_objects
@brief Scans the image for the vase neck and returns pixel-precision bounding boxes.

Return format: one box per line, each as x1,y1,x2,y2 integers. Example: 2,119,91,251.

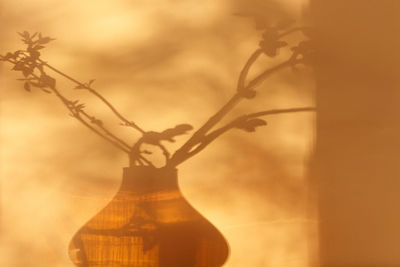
120,166,178,194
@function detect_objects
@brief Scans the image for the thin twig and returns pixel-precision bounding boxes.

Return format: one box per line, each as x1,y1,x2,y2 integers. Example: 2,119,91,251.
79,110,132,150
237,49,263,90
168,50,264,166
158,144,171,162
245,107,316,119
3,30,311,169
244,59,295,91
38,59,145,134
129,136,169,167
169,59,295,167
139,155,155,167
169,94,242,166
11,63,132,153
182,107,315,162
51,87,130,153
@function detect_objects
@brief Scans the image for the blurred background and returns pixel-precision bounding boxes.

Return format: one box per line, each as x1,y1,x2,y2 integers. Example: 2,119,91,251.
0,0,315,266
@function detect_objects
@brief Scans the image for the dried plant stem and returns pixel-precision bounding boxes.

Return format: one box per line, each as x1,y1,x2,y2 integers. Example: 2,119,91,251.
129,140,155,167
169,94,241,166
79,110,132,150
159,144,171,162
183,107,316,161
168,50,263,166
169,58,296,167
51,86,131,153
138,155,154,167
11,64,132,153
245,107,315,119
245,60,294,91
38,59,145,134
238,49,263,90
3,29,314,170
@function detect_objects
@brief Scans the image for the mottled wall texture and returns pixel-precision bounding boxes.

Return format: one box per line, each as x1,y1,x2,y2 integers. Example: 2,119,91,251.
311,0,400,266
0,1,315,266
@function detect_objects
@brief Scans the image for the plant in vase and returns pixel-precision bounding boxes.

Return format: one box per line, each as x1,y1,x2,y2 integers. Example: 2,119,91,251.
0,20,315,267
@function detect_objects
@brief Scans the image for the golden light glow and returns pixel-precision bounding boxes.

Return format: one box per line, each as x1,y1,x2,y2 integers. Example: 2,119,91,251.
0,0,315,266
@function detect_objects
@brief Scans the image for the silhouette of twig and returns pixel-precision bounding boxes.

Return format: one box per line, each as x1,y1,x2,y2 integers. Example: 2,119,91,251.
237,49,263,95
79,110,132,151
167,22,314,166
182,107,316,162
168,58,303,167
1,24,315,169
38,59,146,134
1,54,132,153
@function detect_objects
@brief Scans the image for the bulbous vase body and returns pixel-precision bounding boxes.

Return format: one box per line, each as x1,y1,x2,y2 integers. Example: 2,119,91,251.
69,166,229,267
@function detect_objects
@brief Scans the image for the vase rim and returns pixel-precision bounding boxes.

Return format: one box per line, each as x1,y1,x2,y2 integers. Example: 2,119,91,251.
123,166,178,179
124,165,177,171
121,165,179,192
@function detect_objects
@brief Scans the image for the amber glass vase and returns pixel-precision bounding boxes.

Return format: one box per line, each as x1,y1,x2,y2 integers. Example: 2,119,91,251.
69,166,229,267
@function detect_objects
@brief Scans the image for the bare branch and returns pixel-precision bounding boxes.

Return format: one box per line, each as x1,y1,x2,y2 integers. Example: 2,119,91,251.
38,59,145,134
3,29,313,169
180,107,315,163
51,87,131,153
244,59,295,92
245,107,316,119
128,135,171,167
16,66,132,153
169,58,296,167
237,49,263,92
79,110,132,151
138,155,155,167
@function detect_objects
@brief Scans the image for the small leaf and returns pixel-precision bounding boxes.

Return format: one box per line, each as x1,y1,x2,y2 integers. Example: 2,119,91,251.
12,62,25,71
4,53,14,60
160,124,194,142
76,103,85,110
141,124,193,145
142,131,162,145
40,74,56,88
22,67,32,77
13,50,23,58
88,79,95,86
24,82,31,92
236,118,267,132
33,45,45,50
174,124,193,132
29,49,41,59
38,36,55,45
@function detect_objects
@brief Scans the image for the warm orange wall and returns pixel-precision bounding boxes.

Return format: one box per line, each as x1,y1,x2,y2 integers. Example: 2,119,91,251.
311,0,400,265
0,1,315,266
